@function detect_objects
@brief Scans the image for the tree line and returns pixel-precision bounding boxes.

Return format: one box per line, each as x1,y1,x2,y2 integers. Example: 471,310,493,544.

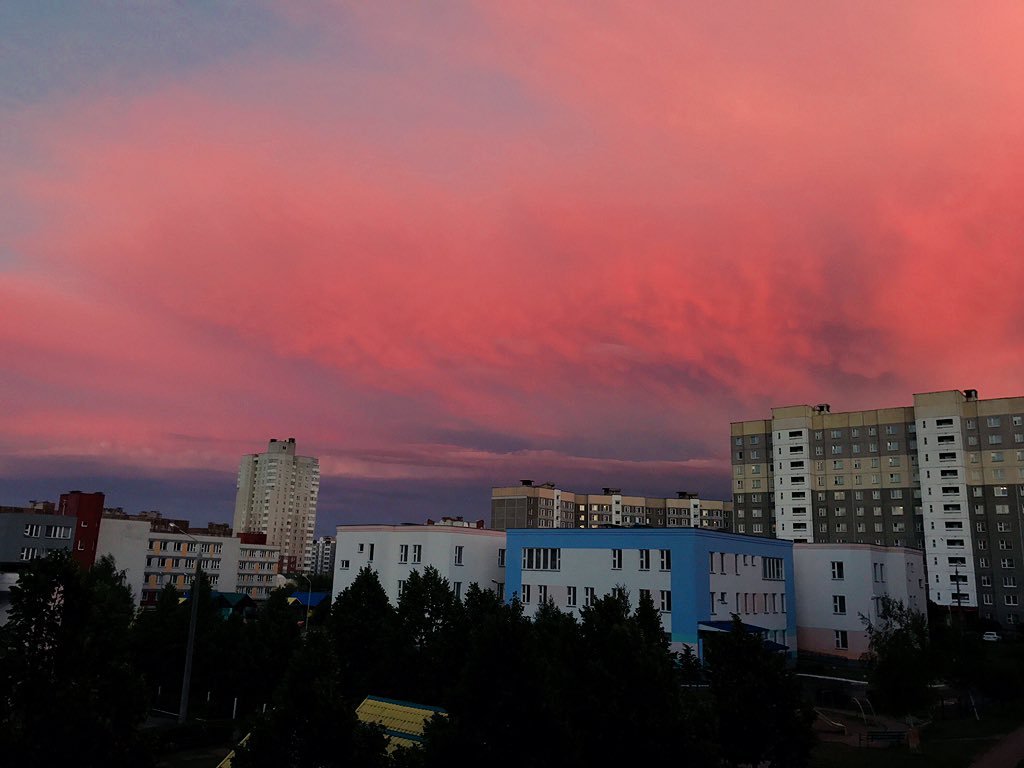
0,551,816,767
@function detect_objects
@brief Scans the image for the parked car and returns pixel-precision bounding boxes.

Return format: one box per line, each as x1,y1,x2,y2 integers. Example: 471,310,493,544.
982,631,1001,642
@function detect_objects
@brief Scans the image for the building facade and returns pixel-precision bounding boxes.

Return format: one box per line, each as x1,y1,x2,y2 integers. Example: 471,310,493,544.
504,528,795,656
492,481,732,531
96,514,281,604
733,389,1024,625
313,535,336,576
793,543,926,660
233,438,320,572
331,520,506,605
0,503,77,619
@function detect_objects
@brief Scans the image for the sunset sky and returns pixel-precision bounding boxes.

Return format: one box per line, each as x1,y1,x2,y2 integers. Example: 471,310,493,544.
3,2,1024,532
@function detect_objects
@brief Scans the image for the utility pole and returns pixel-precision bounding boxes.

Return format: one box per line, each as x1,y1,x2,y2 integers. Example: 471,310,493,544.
170,523,203,724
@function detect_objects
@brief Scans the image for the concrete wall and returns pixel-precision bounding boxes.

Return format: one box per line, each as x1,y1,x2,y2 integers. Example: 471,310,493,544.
794,542,926,660
332,525,506,604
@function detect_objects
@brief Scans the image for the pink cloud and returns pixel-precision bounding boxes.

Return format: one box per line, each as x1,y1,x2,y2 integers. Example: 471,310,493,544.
3,2,1024,486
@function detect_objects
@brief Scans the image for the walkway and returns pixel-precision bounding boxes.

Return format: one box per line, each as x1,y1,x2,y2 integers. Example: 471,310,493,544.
971,722,1024,768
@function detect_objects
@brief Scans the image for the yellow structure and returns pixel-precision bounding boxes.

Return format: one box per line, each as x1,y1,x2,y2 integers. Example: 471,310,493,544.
355,695,447,752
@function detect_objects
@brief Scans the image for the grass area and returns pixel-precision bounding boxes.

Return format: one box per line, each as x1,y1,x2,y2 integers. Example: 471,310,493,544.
154,745,231,768
810,701,1024,768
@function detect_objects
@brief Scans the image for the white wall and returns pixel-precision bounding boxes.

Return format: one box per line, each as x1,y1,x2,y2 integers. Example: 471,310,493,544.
794,543,926,659
332,525,506,604
96,518,151,605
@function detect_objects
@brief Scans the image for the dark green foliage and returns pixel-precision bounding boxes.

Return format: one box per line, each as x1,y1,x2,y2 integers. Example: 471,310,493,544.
861,595,932,714
0,551,150,768
704,615,816,768
329,565,398,699
395,566,466,704
232,628,388,768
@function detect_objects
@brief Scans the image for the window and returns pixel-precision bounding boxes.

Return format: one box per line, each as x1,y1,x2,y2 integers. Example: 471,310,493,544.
833,595,847,615
762,557,784,580
1006,595,1020,607
660,549,672,570
497,548,506,567
584,587,596,607
412,544,422,563
522,584,532,604
536,584,546,603
1002,558,1015,569
660,590,672,612
522,548,561,571
399,544,409,564
835,630,848,650
566,586,577,607
639,549,651,570
610,549,623,569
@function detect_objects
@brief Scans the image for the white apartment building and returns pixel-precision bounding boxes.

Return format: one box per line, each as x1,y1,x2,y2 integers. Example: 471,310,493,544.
332,520,506,605
492,481,732,531
734,390,1024,624
313,535,336,576
794,543,926,660
234,438,320,572
97,517,281,604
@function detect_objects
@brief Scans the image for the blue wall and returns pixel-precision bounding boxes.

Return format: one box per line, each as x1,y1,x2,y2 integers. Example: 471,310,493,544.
505,528,795,653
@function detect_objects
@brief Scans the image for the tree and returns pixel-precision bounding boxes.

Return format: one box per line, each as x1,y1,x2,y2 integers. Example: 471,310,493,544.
573,589,694,765
130,582,186,705
395,567,465,703
861,595,931,714
704,615,815,767
232,628,388,768
329,566,397,699
0,551,149,767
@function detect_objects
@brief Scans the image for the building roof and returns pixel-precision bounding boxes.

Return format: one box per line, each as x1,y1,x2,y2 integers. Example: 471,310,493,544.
287,591,330,607
355,695,446,752
699,620,770,634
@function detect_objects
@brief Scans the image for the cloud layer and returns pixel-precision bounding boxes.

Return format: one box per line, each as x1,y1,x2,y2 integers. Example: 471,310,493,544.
3,2,1024,524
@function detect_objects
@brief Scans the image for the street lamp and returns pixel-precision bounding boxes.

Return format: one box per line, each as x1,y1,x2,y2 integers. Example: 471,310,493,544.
296,572,312,636
169,522,203,724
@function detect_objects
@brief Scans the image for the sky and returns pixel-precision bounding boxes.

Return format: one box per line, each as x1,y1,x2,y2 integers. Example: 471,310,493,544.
2,2,1024,534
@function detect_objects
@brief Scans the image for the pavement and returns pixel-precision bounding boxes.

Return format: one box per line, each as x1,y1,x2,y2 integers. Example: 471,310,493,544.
970,723,1024,768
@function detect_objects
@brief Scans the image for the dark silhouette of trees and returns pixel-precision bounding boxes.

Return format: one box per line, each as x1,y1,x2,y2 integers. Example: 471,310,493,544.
232,628,388,768
704,615,815,768
329,565,398,700
861,595,931,714
0,551,149,767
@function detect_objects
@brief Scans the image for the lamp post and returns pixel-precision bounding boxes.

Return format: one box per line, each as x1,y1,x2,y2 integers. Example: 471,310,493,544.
296,572,312,636
169,523,203,724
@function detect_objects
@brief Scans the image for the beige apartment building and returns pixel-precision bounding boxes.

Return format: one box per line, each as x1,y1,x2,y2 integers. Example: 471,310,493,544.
491,481,731,531
733,389,1024,627
233,438,320,572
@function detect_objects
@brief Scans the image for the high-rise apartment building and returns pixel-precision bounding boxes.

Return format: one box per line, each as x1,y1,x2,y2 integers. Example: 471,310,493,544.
491,481,732,531
733,390,1024,625
234,438,320,572
312,535,336,576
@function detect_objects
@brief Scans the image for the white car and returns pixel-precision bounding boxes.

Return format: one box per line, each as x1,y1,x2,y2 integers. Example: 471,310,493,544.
982,631,1001,642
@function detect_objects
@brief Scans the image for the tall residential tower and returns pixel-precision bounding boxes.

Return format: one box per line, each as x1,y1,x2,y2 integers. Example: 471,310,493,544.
233,438,320,572
733,390,1024,627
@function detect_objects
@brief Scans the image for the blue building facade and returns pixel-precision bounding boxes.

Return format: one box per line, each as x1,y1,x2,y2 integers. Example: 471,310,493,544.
505,527,796,656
